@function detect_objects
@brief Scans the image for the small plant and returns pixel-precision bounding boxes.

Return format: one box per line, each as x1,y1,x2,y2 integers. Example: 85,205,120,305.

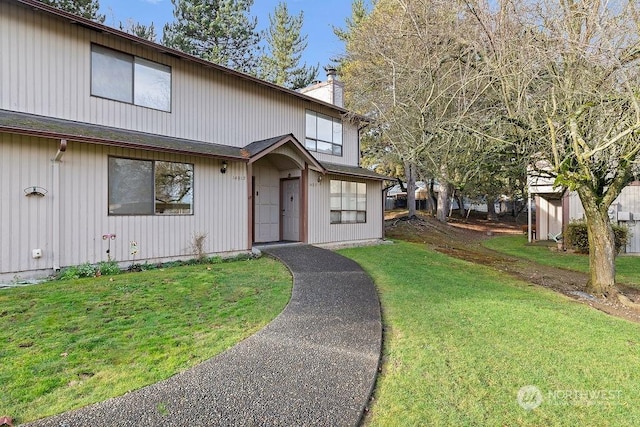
189,232,208,261
565,221,629,254
58,266,81,280
77,262,97,278
97,261,121,276
156,402,169,416
128,264,143,272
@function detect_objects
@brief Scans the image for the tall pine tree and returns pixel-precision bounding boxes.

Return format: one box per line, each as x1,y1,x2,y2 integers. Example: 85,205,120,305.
331,0,368,74
39,0,105,23
333,0,368,44
120,20,157,42
259,2,317,90
162,0,260,74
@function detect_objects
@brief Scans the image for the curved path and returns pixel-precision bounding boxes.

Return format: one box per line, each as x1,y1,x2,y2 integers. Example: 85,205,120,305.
25,245,382,427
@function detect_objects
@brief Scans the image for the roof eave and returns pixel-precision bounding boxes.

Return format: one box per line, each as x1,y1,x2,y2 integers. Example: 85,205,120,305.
0,124,246,161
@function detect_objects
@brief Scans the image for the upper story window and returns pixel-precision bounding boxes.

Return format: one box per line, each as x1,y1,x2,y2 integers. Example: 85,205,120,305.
305,110,343,156
91,44,171,112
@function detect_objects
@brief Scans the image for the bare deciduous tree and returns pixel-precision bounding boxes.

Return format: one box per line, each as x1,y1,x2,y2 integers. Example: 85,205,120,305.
468,0,640,297
344,0,492,220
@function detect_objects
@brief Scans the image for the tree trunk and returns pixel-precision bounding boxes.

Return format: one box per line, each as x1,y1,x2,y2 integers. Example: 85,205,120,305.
436,183,451,222
577,187,617,298
405,161,416,218
486,194,497,221
456,192,465,217
429,179,437,215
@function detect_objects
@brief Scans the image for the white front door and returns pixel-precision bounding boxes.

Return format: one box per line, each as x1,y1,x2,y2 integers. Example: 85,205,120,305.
281,179,300,241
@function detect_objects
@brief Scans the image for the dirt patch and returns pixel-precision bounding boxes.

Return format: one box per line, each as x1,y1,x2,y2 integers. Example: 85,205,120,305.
385,211,640,323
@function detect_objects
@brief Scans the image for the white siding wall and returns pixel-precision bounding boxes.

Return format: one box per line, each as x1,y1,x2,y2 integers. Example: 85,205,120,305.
0,0,359,166
567,191,583,221
307,171,383,244
536,196,563,240
0,135,248,278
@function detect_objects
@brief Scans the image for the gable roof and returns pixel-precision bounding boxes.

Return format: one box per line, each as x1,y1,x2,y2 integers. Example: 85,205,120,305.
12,0,351,117
243,134,325,172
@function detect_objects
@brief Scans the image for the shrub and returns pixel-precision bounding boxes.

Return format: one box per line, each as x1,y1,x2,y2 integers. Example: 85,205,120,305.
58,266,80,280
77,262,97,278
565,221,629,254
98,261,121,276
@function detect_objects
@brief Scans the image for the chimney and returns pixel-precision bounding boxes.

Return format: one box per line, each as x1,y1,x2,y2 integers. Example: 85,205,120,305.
299,67,344,108
326,67,337,82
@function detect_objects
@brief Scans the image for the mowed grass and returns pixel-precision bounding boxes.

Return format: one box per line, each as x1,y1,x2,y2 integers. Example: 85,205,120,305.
339,241,640,426
0,258,291,424
483,235,640,287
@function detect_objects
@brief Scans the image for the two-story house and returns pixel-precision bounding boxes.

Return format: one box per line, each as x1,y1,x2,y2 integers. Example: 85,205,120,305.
0,0,386,280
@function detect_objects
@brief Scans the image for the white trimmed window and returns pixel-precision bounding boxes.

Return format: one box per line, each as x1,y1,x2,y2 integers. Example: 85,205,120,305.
91,44,171,112
108,157,193,215
305,110,343,156
330,180,366,224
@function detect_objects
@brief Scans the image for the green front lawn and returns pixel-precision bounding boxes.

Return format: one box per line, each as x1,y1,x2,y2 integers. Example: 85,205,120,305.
340,241,640,426
483,235,640,287
0,258,292,424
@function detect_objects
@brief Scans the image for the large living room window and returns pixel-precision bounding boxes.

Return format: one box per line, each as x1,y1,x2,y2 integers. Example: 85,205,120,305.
305,110,343,156
91,44,171,111
330,180,366,224
109,157,193,215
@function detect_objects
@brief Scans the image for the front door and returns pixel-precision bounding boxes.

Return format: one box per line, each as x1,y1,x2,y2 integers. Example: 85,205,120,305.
281,178,300,241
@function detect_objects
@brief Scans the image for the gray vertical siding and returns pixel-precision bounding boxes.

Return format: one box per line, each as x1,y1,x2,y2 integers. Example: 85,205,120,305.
307,171,383,244
0,134,55,275
0,0,359,166
0,0,383,278
253,161,281,243
568,184,640,253
0,135,248,278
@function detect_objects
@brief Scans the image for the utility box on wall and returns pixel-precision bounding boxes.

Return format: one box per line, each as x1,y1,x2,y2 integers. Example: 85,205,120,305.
618,211,632,221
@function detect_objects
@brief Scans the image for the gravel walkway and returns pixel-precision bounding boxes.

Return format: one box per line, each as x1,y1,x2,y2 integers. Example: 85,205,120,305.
24,245,382,427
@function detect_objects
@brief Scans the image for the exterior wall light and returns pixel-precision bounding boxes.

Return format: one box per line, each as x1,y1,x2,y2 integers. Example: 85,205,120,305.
220,161,228,174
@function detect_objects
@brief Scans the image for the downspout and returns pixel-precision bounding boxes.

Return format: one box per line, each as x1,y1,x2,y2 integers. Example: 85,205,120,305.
52,139,67,271
382,186,388,240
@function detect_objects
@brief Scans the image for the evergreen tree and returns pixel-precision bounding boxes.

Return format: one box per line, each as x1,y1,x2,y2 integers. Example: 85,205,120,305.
333,0,368,44
39,0,105,23
119,20,157,42
259,2,318,89
331,0,368,73
162,0,259,74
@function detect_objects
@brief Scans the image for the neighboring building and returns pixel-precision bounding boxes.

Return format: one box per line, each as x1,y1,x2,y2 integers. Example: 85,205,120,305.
0,0,387,280
529,172,640,253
